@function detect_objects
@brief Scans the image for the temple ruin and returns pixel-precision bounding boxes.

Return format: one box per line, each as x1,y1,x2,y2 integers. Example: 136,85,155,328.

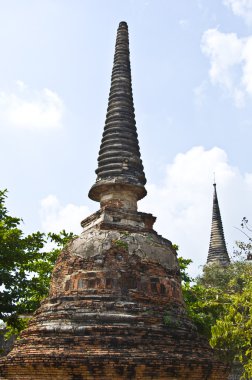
0,22,229,380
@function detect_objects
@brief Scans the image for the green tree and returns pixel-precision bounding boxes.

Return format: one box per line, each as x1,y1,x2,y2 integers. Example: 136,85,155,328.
207,261,252,379
0,189,75,331
177,256,192,284
182,282,229,338
234,217,252,261
178,250,252,379
211,281,252,379
197,261,251,293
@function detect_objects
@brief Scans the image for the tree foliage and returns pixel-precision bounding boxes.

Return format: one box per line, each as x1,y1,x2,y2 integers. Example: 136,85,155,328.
179,246,252,379
182,282,229,338
177,256,192,284
211,281,252,379
234,217,252,261
0,189,75,330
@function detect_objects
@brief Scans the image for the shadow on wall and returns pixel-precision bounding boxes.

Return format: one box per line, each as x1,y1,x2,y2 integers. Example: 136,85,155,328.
0,329,15,357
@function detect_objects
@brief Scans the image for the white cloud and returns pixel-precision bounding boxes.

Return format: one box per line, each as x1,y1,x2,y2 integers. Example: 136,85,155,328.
242,37,252,93
245,172,252,188
201,28,252,107
224,0,252,25
139,146,252,277
0,81,64,130
40,195,90,234
193,80,208,107
15,80,27,91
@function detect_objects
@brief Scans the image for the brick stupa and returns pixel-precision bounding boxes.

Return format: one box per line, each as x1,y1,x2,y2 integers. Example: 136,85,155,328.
0,22,229,380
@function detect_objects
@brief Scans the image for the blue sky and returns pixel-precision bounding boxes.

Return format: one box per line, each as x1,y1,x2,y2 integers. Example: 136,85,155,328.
1,0,252,276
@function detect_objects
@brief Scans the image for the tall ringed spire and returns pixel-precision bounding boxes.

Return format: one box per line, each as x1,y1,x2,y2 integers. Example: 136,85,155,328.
88,22,146,211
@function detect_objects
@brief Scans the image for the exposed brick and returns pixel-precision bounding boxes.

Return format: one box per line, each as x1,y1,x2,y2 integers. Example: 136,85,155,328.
0,209,229,379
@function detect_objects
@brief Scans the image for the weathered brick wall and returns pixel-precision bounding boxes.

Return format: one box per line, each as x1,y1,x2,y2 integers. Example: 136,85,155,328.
1,361,229,380
0,211,230,379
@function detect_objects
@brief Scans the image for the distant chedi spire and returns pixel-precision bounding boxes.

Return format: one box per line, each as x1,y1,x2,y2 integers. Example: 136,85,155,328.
207,183,230,266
